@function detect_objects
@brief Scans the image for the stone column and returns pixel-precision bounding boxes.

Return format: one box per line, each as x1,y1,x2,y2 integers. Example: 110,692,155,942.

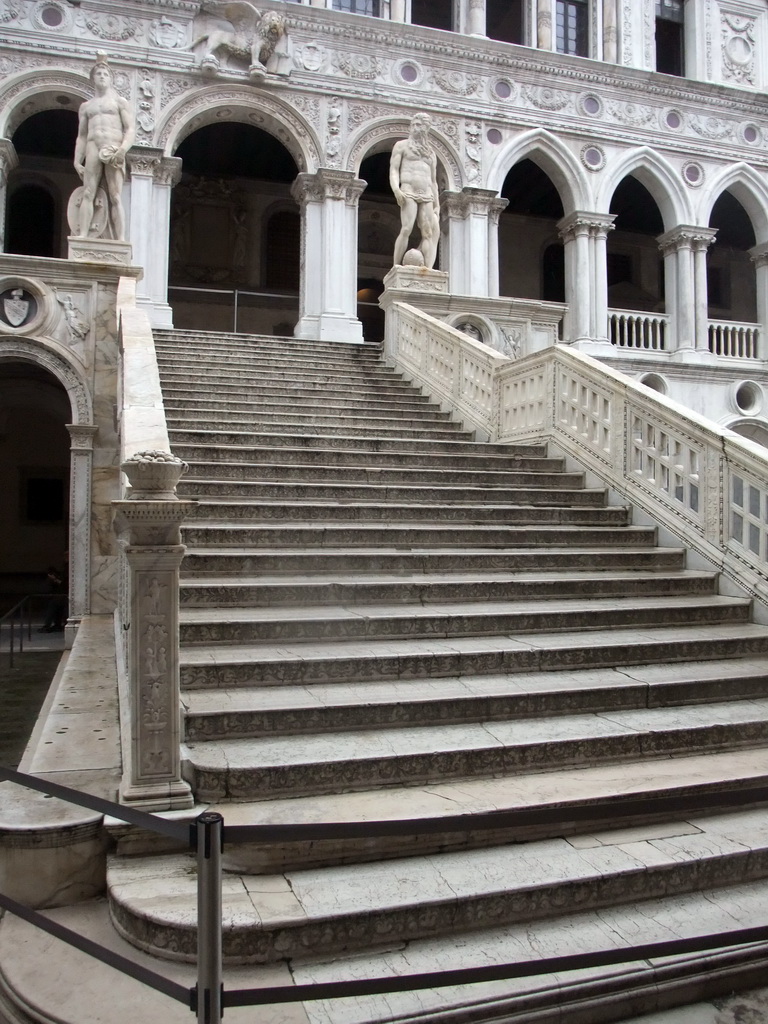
0,139,19,253
390,0,406,20
66,424,98,644
292,169,365,344
442,189,508,297
127,149,181,329
113,452,195,811
750,243,768,360
603,0,618,62
467,0,486,35
658,226,716,353
537,0,553,49
558,212,614,346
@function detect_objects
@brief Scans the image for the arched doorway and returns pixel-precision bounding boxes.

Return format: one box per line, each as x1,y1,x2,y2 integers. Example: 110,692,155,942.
169,121,300,335
357,151,399,342
6,108,79,259
0,360,70,612
498,159,565,300
708,190,757,350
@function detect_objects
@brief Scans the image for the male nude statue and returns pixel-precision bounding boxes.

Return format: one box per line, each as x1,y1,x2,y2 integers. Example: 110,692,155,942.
73,56,135,240
389,113,440,270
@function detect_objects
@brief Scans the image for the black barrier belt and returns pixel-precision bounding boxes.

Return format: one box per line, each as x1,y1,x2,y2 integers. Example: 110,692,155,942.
0,767,189,843
224,928,768,1007
224,783,768,843
0,891,191,1006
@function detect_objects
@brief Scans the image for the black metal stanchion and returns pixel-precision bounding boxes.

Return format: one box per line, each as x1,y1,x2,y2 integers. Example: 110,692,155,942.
196,812,223,1024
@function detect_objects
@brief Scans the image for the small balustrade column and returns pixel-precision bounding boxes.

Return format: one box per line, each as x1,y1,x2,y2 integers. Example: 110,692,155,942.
113,452,195,811
390,0,406,21
537,0,553,49
558,211,615,346
750,242,768,360
0,139,19,253
442,189,508,297
66,424,98,643
292,169,365,343
603,0,618,62
658,226,716,354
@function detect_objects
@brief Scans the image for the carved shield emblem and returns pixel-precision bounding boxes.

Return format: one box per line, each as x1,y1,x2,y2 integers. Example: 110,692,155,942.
3,290,29,327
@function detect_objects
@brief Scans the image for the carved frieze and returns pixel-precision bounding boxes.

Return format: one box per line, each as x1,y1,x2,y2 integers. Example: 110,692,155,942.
148,15,186,49
77,11,141,42
429,69,481,97
521,86,571,112
606,100,654,127
0,0,20,23
720,11,755,86
332,52,384,80
688,114,734,141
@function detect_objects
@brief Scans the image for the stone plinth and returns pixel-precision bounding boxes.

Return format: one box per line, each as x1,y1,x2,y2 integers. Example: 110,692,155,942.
68,236,133,267
383,265,450,294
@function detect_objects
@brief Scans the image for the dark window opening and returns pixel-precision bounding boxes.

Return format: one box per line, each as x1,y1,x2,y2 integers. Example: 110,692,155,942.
607,253,633,288
411,0,452,31
542,244,565,302
656,0,684,75
556,0,588,56
332,0,380,14
707,266,726,309
487,0,524,44
265,211,300,291
7,184,56,257
23,476,65,523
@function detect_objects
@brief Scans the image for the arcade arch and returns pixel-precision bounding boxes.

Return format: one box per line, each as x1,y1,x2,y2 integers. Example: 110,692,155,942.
498,158,565,301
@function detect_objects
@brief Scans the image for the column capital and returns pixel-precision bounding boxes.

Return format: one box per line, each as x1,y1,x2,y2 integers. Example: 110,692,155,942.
557,210,616,241
658,225,717,254
750,241,768,267
155,156,183,187
441,188,508,220
66,423,98,449
127,147,162,178
0,138,18,184
292,169,366,205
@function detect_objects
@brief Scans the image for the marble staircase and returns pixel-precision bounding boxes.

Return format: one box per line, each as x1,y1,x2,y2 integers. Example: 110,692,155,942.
108,330,768,1015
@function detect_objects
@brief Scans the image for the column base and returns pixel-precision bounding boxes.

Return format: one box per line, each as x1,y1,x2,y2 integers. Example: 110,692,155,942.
139,298,175,330
672,347,718,365
571,338,616,357
119,777,194,812
68,236,133,266
294,314,364,344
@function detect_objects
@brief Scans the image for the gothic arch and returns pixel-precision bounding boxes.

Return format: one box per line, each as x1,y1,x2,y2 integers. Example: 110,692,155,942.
0,69,88,139
486,130,588,214
347,117,463,191
156,86,321,173
701,163,768,244
0,337,92,425
596,148,690,231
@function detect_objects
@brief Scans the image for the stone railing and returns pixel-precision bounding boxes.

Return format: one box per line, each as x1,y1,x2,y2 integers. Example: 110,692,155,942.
387,301,768,611
113,278,194,811
708,319,760,359
608,309,667,351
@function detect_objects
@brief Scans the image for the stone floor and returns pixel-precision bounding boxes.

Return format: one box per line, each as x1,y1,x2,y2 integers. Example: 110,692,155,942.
0,628,65,769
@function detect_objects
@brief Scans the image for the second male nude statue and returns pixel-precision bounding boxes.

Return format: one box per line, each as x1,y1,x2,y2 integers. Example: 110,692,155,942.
389,113,440,270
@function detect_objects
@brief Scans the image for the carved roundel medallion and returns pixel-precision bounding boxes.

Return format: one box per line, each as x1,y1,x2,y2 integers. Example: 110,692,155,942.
581,144,605,171
491,79,515,101
682,161,704,188
579,94,602,117
32,1,73,31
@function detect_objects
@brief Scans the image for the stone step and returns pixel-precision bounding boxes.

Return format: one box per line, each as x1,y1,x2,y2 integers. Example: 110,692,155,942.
179,568,714,608
154,330,382,358
177,480,603,506
169,422,476,442
159,377,432,401
170,441,556,470
167,409,463,432
178,594,749,646
178,622,768,691
180,521,642,549
181,544,686,575
183,655,766,744
161,391,435,414
174,459,575,485
158,365,408,387
108,805,768,964
157,355,394,378
182,500,623,525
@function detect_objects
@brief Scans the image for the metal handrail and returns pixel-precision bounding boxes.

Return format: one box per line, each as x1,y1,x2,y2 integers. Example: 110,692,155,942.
167,285,299,334
0,594,52,668
0,765,766,1022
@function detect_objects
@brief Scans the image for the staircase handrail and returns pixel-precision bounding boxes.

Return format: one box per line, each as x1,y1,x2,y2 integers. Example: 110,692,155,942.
1,764,767,1020
386,301,768,612
0,594,53,668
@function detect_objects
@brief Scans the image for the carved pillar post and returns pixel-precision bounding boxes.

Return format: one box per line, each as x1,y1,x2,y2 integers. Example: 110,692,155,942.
0,139,19,253
127,149,181,329
658,226,716,353
590,213,616,342
442,189,507,297
558,212,593,343
603,0,618,62
537,0,553,49
113,452,195,811
467,0,486,35
292,169,365,344
390,0,406,21
750,243,768,360
66,424,97,643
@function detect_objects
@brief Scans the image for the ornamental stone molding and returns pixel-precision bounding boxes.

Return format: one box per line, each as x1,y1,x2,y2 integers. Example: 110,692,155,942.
720,11,756,86
347,119,463,190
0,336,92,422
442,188,507,220
0,71,88,138
657,225,718,256
291,169,365,206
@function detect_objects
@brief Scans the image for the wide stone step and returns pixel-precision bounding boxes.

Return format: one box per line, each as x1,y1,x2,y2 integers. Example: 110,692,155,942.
175,459,575,485
157,356,394,379
178,622,768,690
181,544,686,575
160,377,429,401
162,391,435,415
183,655,767,743
154,332,382,359
181,501,622,526
170,422,476,442
180,520,640,549
167,409,462,432
179,568,714,608
158,364,407,387
178,594,748,646
177,480,603,506
108,805,768,964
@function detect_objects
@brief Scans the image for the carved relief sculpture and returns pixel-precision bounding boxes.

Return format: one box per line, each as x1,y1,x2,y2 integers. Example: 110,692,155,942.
389,113,440,270
190,1,287,81
70,54,135,240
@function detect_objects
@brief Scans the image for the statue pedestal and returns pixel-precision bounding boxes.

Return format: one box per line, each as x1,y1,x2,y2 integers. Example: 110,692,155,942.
383,265,450,294
68,236,133,267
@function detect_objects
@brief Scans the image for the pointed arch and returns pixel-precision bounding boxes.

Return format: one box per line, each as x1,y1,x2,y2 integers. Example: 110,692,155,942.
156,85,321,173
346,116,463,191
701,163,768,244
486,129,588,215
596,148,691,230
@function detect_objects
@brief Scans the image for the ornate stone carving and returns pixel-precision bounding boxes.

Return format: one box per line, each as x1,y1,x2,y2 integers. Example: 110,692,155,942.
78,11,141,41
0,337,92,421
56,293,90,344
721,12,755,85
429,69,481,96
325,96,342,166
148,15,186,49
464,121,481,184
295,41,328,73
332,51,383,80
0,0,21,22
122,451,189,500
522,85,570,111
189,1,288,81
606,100,654,127
688,114,733,141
